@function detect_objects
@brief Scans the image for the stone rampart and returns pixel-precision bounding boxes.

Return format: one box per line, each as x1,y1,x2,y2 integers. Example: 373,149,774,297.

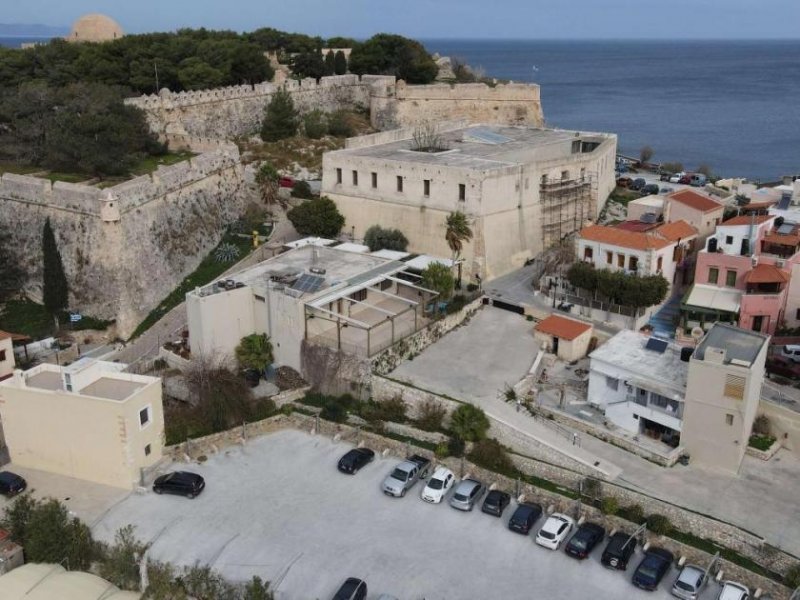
0,145,249,337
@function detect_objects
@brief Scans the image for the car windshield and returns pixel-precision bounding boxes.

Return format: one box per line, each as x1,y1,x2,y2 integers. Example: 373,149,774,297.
638,563,658,580
675,580,696,592
427,478,444,490
539,530,555,540
453,493,468,502
391,469,408,481
570,537,588,551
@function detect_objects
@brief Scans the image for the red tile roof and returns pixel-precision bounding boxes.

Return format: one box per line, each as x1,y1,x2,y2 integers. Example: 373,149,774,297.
668,189,723,213
722,214,774,227
0,330,29,342
745,263,789,284
656,220,698,242
580,220,697,251
535,315,592,341
614,220,660,232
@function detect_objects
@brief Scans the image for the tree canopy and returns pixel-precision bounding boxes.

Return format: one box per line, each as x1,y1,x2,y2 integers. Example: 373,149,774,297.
235,333,274,372
566,262,668,308
363,225,409,252
261,88,299,142
286,196,345,238
348,34,438,84
445,211,473,261
421,262,455,301
449,404,490,442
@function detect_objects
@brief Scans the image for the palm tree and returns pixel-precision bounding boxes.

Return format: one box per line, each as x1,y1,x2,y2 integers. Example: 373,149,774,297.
445,211,473,287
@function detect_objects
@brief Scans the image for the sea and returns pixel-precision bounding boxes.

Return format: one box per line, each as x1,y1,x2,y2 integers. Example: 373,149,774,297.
423,40,800,182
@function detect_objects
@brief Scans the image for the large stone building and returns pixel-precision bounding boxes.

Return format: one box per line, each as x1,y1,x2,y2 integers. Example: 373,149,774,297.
322,124,617,280
65,14,124,43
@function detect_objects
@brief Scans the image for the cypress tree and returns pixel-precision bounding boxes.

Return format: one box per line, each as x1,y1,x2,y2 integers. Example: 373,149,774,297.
260,88,299,142
334,50,347,75
324,51,335,76
42,218,69,320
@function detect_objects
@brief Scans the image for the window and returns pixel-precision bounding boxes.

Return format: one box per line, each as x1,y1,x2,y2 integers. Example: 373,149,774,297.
541,174,548,185
561,170,569,180
606,251,613,264
350,289,367,302
0,350,5,362
605,377,619,391
725,270,737,287
725,235,733,244
580,167,586,180
396,176,403,192
629,256,638,271
571,140,581,153
708,267,719,284
725,414,734,426
796,308,800,320
139,406,151,428
617,254,625,268
657,256,663,272
583,247,593,260
336,168,342,184
724,375,745,400
423,179,431,197
352,170,358,186
371,172,378,188
144,444,152,456
459,183,466,201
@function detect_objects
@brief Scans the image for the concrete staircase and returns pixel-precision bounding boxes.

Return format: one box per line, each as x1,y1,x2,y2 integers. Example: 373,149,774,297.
648,294,682,338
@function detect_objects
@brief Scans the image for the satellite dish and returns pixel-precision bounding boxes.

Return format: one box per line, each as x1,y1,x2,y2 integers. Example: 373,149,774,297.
691,327,704,340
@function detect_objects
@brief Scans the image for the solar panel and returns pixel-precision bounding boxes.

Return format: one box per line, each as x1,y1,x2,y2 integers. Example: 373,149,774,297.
645,337,668,354
291,274,325,293
464,127,511,145
777,223,794,234
777,195,792,210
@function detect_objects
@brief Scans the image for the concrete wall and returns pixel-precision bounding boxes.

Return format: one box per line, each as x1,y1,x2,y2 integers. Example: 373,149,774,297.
759,399,800,455
0,338,13,381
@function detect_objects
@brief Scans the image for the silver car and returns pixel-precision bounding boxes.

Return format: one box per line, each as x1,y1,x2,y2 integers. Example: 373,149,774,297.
449,478,485,511
671,564,707,600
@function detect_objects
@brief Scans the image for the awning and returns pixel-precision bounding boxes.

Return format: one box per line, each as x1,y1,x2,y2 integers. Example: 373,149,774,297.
627,377,684,401
682,284,742,314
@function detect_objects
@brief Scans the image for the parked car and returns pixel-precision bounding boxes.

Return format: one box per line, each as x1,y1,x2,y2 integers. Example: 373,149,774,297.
535,513,575,550
641,183,660,196
660,186,675,194
631,178,646,191
616,177,633,188
420,466,455,503
337,448,375,475
601,531,638,570
679,174,693,185
481,490,511,517
669,172,686,183
766,356,800,379
0,471,26,497
781,344,800,363
279,176,295,188
381,455,431,497
717,581,750,600
690,174,708,187
508,502,543,535
564,522,606,559
449,478,486,511
632,547,674,591
660,172,673,182
332,578,367,600
671,563,708,600
375,595,399,600
152,471,205,499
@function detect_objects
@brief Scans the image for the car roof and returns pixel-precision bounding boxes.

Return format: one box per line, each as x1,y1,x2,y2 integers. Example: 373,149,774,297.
720,582,749,600
486,489,509,499
542,514,571,533
646,547,674,561
577,522,604,533
430,466,453,478
456,479,480,491
0,471,21,482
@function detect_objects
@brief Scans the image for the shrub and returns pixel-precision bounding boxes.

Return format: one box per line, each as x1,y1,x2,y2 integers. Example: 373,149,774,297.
334,50,348,75
261,88,298,142
327,110,354,137
749,434,777,452
360,396,407,423
363,225,409,252
752,414,771,436
321,399,347,422
646,514,672,536
581,477,602,501
600,497,619,515
466,283,479,292
622,503,645,523
421,262,455,301
434,441,449,459
235,333,274,372
291,180,313,199
785,564,800,589
416,398,446,431
250,397,278,421
447,435,466,457
302,110,328,139
98,525,148,591
287,196,345,237
446,294,467,314
450,404,490,442
661,161,684,174
467,438,515,474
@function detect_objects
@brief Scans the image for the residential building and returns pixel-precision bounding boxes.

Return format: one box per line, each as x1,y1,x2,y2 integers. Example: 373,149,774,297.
682,213,800,334
0,358,163,490
664,189,724,239
0,332,14,381
534,314,593,362
681,324,769,474
186,245,438,373
626,195,664,222
322,124,617,281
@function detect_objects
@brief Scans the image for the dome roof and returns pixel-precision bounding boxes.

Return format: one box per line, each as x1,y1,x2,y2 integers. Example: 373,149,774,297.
68,14,124,43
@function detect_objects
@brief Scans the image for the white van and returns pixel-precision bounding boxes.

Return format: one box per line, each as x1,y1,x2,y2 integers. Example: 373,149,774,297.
781,345,800,363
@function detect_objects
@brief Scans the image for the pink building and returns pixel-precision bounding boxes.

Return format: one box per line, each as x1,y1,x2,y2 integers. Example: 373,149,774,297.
682,214,800,334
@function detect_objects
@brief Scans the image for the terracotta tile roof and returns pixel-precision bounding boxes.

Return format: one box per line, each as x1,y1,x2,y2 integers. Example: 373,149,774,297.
656,220,698,242
722,214,774,227
579,225,674,251
614,220,660,232
741,200,777,211
535,315,592,341
0,330,29,342
668,189,723,213
745,263,789,284
762,231,800,247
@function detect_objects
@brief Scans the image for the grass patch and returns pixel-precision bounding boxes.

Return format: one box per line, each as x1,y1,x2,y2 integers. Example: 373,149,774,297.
0,162,41,176
128,232,255,340
131,151,195,176
748,434,777,452
46,171,90,184
609,187,641,206
0,299,53,339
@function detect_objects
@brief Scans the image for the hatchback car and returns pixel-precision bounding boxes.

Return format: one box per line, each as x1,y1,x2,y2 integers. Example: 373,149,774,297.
564,522,606,559
449,478,485,511
337,448,375,475
420,466,455,503
671,563,708,600
632,547,674,591
332,578,367,600
631,178,646,191
641,183,660,196
0,471,26,497
535,513,575,550
601,531,638,570
717,581,750,600
481,489,511,517
152,471,205,499
508,502,543,535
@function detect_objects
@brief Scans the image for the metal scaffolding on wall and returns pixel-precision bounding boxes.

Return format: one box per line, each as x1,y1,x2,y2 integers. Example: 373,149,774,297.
540,173,597,249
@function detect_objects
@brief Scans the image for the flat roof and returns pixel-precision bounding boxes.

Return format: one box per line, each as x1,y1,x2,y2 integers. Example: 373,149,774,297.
330,125,614,171
334,242,370,254
628,195,664,208
590,330,688,394
404,255,455,271
371,249,411,260
24,371,64,391
695,323,768,366
283,237,335,249
79,377,146,401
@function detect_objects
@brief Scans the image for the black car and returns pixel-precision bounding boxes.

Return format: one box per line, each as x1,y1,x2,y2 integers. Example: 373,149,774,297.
659,172,673,182
507,502,543,535
640,183,660,196
481,490,511,517
337,448,375,474
565,522,606,559
601,531,637,570
632,547,674,591
0,471,27,497
152,471,205,499
332,577,367,600
631,178,646,191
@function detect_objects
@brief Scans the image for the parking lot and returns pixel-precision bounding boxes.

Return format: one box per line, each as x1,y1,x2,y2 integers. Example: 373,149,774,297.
92,429,735,600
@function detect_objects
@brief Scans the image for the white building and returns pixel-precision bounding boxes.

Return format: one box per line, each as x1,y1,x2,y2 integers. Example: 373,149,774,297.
323,124,617,281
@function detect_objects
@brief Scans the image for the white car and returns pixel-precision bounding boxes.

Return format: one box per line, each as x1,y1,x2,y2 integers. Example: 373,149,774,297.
717,581,750,600
420,466,455,503
669,172,686,183
535,513,575,550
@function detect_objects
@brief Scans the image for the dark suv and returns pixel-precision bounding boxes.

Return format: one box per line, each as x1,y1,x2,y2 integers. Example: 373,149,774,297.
640,183,660,196
152,471,205,499
337,448,375,474
481,490,511,517
332,578,367,600
632,547,674,591
0,471,27,497
507,503,543,535
601,531,637,570
565,522,606,559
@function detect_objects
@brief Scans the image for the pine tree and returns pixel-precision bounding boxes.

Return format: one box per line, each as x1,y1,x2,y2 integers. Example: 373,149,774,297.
334,50,347,75
42,218,69,320
324,51,335,76
260,88,299,142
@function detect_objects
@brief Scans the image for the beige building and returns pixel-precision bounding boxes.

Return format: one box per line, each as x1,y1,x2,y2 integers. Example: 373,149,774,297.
0,332,14,381
664,189,724,240
322,124,617,281
682,324,769,474
65,14,124,43
0,358,163,489
534,314,593,362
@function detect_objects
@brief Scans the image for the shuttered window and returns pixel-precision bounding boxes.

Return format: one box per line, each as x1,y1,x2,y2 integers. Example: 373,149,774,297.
724,375,745,400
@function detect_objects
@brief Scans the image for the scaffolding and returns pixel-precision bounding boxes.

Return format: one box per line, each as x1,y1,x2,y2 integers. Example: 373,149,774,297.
540,173,597,249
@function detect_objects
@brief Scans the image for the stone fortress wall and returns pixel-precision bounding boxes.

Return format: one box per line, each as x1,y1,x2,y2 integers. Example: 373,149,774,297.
0,143,249,337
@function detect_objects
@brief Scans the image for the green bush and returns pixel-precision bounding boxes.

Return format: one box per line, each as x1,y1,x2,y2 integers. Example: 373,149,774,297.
302,110,328,139
434,441,449,459
445,294,467,315
416,398,446,431
360,396,407,423
450,404,490,442
286,196,345,237
748,434,776,452
447,436,466,457
566,262,668,309
646,514,672,536
261,88,299,142
601,497,619,515
321,400,347,422
466,283,479,292
291,180,313,199
364,225,409,252
327,110,354,137
620,504,645,523
785,564,800,589
250,397,278,421
467,438,515,475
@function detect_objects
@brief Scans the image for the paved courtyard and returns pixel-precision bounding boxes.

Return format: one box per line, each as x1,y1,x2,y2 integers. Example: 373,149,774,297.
91,430,730,600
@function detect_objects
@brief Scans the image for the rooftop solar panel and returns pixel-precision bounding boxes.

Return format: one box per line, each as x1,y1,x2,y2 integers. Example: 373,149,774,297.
291,274,325,294
645,337,668,354
464,127,512,145
777,223,794,234
777,195,792,210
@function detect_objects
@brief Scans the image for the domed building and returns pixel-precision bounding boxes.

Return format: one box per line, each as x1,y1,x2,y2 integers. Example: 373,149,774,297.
66,13,124,43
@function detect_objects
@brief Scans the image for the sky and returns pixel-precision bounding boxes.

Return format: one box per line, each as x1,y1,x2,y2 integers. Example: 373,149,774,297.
5,0,800,40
